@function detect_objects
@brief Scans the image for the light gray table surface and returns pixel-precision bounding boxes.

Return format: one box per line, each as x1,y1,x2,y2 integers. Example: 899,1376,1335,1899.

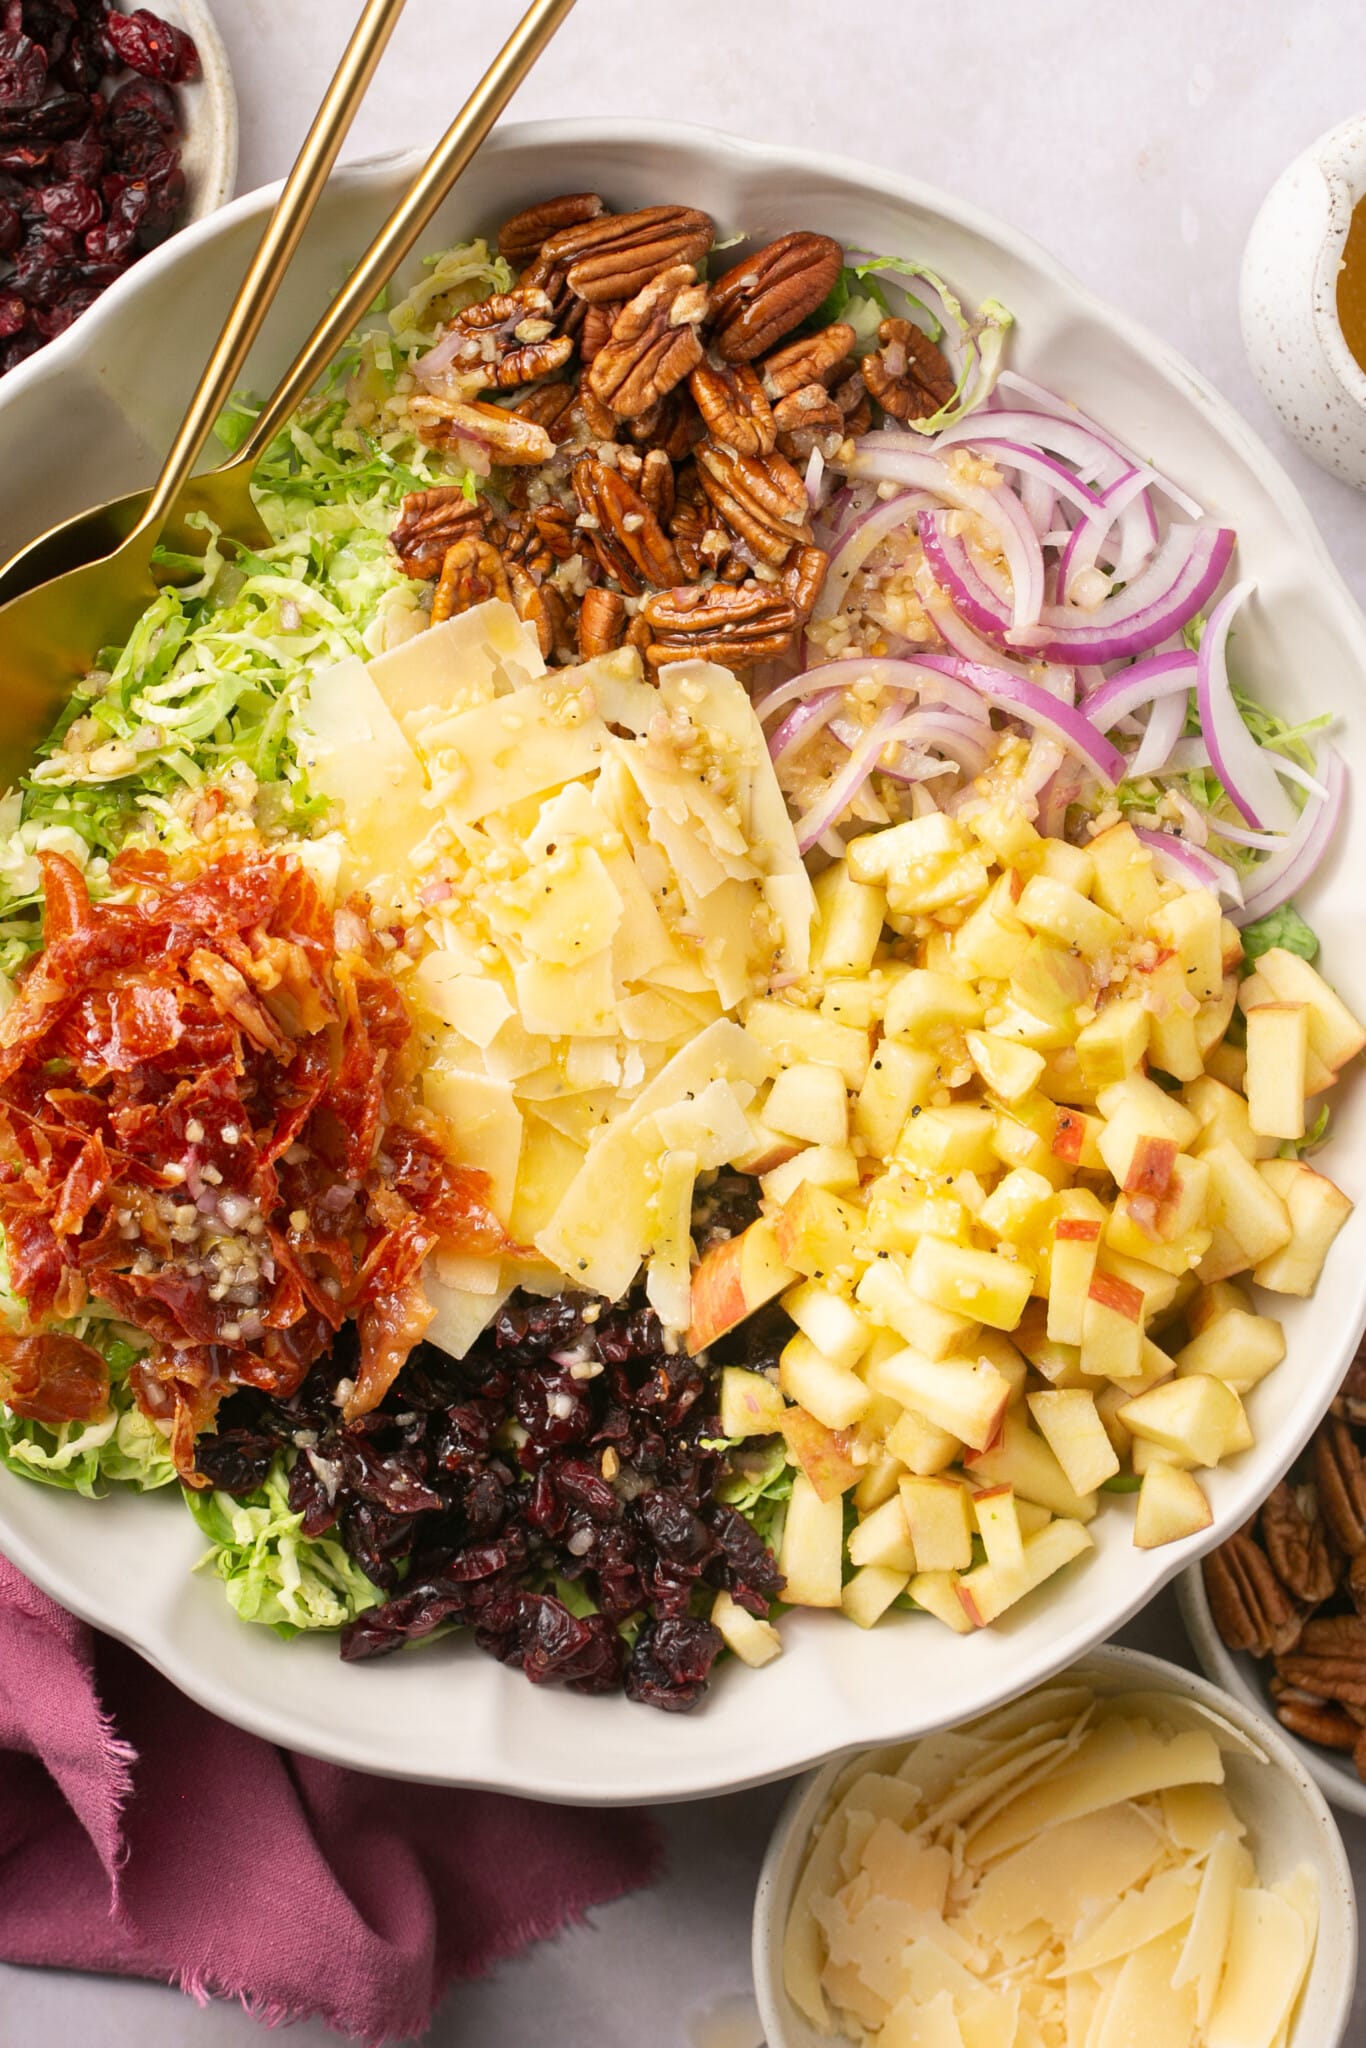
3,2,1366,2042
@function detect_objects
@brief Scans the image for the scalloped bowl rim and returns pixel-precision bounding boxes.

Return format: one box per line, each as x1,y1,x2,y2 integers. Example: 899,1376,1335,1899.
0,120,1363,1801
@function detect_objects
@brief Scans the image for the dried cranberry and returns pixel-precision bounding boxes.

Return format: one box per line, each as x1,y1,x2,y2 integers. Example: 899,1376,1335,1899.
625,1616,723,1712
102,6,198,83
107,73,175,134
34,173,98,230
192,1427,277,1495
493,1292,592,1355
56,21,105,93
0,140,49,170
636,1485,717,1567
513,1364,595,1448
340,1578,466,1661
0,290,26,336
504,1594,624,1695
338,1433,444,1516
0,28,45,108
9,219,75,300
0,326,40,371
0,194,18,253
286,1444,338,1537
53,125,103,181
0,85,90,140
337,1499,420,1591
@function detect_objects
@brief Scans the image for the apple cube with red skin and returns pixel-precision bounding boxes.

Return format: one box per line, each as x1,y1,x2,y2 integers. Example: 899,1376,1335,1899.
964,1411,1099,1523
898,1475,974,1573
1133,1461,1213,1549
779,1406,860,1503
1046,1211,1103,1347
868,1347,1012,1454
687,1218,796,1355
907,1569,976,1635
956,1518,1094,1628
1252,1159,1353,1296
971,1484,1026,1578
1080,1270,1145,1380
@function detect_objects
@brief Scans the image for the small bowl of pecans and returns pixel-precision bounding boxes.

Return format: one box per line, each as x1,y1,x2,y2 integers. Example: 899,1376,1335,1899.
0,1,235,381
1178,1338,1366,1818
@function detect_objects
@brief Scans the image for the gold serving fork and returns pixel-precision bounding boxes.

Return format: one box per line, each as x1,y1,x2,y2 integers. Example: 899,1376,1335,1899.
0,0,577,783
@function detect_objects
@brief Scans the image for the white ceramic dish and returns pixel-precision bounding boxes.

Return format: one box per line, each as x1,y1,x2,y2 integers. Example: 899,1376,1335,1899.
1178,1562,1366,1821
0,124,1364,1801
158,0,238,224
752,1643,1358,2048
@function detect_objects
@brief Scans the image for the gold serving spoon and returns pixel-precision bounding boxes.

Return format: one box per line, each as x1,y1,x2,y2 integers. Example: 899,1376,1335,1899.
0,0,577,781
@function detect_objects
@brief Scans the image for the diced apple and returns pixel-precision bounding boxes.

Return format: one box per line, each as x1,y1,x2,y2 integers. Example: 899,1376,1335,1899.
1183,1074,1259,1163
1140,949,1205,1082
812,860,887,976
988,1108,1073,1189
898,1102,999,1175
965,1029,1047,1104
853,1446,905,1514
1046,1207,1103,1347
853,1041,938,1159
686,1218,797,1354
865,1180,968,1251
779,1331,871,1431
886,851,991,920
846,811,967,884
899,1474,974,1573
1252,1159,1353,1296
1080,1270,1145,1380
742,996,872,1090
778,1471,845,1606
841,1564,910,1629
962,795,1041,866
956,1518,1094,1627
1013,1300,1087,1388
720,1366,787,1439
1133,1462,1213,1549
1244,1004,1309,1141
1194,974,1239,1057
868,1347,1012,1452
1150,888,1224,1001
779,1407,860,1502
1189,1278,1254,1333
727,1112,803,1177
781,1280,870,1372
964,1411,1099,1523
883,968,985,1041
886,1405,961,1477
855,1257,981,1358
1009,938,1092,1038
1075,997,1150,1091
1016,872,1124,958
763,1061,851,1147
972,1484,1026,1578
1027,1388,1121,1495
1094,1249,1183,1322
953,879,1032,981
972,1329,1030,1407
1038,836,1096,892
847,1493,917,1572
1177,1309,1285,1392
1255,946,1366,1072
1048,1104,1106,1171
906,1569,975,1634
1097,1073,1200,1145
907,1236,1033,1332
711,1588,783,1667
1118,1374,1247,1469
1203,1141,1294,1267
819,977,881,1029
977,1166,1057,1250
774,1183,865,1282
1088,820,1163,929
760,1143,861,1205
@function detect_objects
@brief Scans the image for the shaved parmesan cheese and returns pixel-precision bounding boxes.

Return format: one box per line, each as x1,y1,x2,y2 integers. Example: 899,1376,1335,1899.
645,1146,697,1333
413,957,514,1046
1172,1831,1247,2026
296,655,428,885
514,953,619,1038
419,678,611,824
1206,1889,1308,2048
1160,1783,1248,1854
1056,1865,1201,1976
423,1274,510,1358
422,1064,522,1222
653,1078,755,1172
967,1723,1225,1863
1094,1926,1198,2048
367,597,544,732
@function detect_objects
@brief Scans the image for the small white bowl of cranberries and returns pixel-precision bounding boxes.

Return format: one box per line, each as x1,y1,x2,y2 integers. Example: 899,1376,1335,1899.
0,0,236,378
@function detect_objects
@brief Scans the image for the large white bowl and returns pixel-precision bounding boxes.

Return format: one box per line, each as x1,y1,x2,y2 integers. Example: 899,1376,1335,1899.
1178,1563,1366,1820
0,124,1364,1801
752,1644,1358,2048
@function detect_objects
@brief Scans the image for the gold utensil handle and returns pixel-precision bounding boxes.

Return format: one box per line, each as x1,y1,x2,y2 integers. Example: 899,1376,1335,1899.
139,0,409,538
239,0,579,465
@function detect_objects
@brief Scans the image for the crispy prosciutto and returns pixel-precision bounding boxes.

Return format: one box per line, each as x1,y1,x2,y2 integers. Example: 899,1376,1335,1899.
0,847,510,1478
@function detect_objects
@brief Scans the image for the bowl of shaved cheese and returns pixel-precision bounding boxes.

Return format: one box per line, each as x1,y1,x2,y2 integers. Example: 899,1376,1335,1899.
754,1643,1356,2048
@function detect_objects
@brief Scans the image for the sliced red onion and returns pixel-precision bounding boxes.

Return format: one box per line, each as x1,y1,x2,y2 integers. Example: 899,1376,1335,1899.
913,650,1125,786
1207,816,1291,852
1061,468,1155,600
1233,745,1346,925
1003,523,1234,662
812,489,932,623
1018,467,1055,538
982,440,1104,514
992,372,1206,517
1272,755,1331,803
919,511,1014,637
921,584,1040,678
1195,580,1297,833
1132,825,1244,906
1084,649,1197,728
768,689,841,764
804,444,826,509
1128,687,1188,778
413,322,467,385
794,704,903,853
757,655,991,727
845,441,1046,634
832,707,991,777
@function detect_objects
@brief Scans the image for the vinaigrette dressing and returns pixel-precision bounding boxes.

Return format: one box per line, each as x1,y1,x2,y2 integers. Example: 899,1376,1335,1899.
1335,192,1366,372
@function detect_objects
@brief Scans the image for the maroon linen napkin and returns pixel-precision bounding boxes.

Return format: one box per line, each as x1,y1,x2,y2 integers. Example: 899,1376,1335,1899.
0,1554,661,2043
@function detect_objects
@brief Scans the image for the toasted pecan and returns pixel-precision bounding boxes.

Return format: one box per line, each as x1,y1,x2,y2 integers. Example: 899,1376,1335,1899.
861,316,957,422
688,360,776,458
571,454,683,593
390,486,483,580
498,192,606,268
640,581,798,669
695,439,812,567
542,204,713,304
710,232,843,362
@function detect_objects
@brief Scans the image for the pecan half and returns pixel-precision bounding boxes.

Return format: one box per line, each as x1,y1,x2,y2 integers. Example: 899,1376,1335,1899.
640,581,799,669
1274,1688,1360,1750
390,486,483,580
710,232,843,363
1261,1480,1339,1605
1276,1613,1366,1708
506,559,570,662
509,380,578,443
667,464,711,581
695,439,812,566
627,387,703,462
578,585,627,658
772,382,844,443
498,192,606,267
862,316,957,422
1316,1416,1366,1556
432,537,511,624
542,205,713,305
637,447,674,526
580,299,623,365
761,321,855,399
688,361,776,458
1203,1530,1303,1658
427,287,573,394
783,544,830,620
409,395,553,466
588,265,709,420
572,454,683,593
